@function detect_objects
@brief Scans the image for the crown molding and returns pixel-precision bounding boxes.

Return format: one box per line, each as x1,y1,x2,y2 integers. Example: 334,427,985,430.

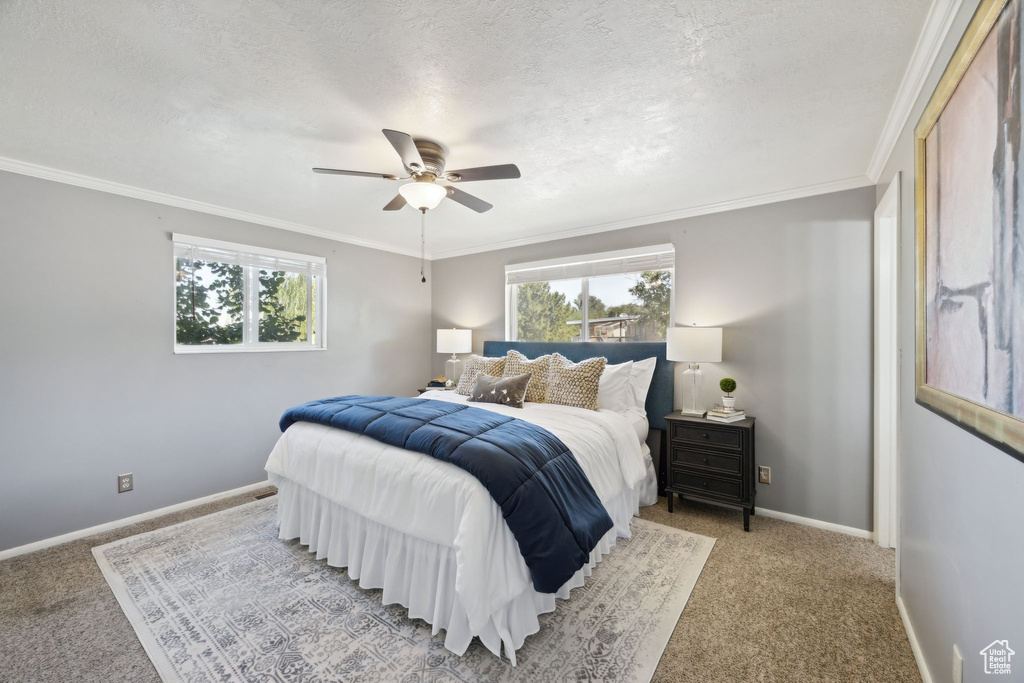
430,175,873,260
0,156,423,258
1,156,873,262
865,0,963,182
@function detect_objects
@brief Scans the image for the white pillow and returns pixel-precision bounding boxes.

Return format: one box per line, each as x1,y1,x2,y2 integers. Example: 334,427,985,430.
628,357,657,414
598,361,633,412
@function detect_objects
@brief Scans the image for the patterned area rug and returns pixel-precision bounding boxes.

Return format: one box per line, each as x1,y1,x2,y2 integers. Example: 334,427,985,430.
93,498,714,682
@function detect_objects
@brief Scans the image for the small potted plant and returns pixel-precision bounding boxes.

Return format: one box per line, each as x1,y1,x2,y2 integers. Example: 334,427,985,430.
719,378,737,410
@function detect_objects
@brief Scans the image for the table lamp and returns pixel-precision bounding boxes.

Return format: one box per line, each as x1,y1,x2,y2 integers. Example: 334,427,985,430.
437,328,472,384
667,325,722,416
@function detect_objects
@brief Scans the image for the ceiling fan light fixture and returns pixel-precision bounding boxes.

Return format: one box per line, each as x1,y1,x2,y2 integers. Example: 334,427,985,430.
398,181,447,211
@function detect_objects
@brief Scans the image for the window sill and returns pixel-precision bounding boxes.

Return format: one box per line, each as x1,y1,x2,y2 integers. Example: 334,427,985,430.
174,345,327,355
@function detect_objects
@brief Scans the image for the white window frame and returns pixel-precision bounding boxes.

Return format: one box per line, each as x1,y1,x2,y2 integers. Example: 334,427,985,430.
172,234,327,354
504,244,675,341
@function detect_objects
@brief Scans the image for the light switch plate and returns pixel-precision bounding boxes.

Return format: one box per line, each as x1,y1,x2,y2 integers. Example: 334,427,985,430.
118,472,133,493
953,644,962,683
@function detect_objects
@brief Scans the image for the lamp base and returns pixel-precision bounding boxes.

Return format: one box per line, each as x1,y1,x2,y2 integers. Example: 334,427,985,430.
680,362,706,416
445,358,465,385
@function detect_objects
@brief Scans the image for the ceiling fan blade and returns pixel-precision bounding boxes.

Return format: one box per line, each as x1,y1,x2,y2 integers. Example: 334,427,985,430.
313,168,398,180
445,164,521,182
382,129,426,172
383,194,407,211
445,186,493,213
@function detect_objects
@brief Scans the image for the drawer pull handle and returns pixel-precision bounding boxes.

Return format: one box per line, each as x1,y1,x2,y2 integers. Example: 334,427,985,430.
702,457,708,464
702,433,709,439
702,481,708,488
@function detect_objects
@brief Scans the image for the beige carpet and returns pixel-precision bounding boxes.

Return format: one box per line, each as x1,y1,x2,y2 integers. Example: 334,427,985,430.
0,488,919,682
640,501,919,682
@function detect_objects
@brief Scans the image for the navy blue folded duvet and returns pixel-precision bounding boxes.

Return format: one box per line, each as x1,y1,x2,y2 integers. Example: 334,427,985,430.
280,395,613,593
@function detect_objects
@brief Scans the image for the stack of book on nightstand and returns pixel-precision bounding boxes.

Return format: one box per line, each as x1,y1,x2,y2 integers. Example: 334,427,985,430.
707,404,746,423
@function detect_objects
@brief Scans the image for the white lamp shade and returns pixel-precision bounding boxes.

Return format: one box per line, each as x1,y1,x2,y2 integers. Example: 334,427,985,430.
666,326,722,362
399,182,447,211
437,328,472,355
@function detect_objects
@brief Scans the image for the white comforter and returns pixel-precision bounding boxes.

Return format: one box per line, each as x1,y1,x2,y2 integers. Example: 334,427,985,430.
264,391,647,635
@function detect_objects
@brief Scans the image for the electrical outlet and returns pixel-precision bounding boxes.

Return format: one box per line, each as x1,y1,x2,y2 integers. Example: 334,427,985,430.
952,644,963,683
758,466,771,485
118,473,133,493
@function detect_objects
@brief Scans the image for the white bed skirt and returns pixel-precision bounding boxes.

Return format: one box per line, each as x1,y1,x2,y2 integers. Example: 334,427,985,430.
639,442,658,506
271,474,640,665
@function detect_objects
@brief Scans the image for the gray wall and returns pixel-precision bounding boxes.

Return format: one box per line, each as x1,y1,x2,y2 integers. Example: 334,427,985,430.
0,171,432,551
876,0,1024,678
432,187,875,530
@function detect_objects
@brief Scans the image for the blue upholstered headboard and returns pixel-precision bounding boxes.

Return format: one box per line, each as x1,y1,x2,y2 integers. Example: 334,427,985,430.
481,341,673,432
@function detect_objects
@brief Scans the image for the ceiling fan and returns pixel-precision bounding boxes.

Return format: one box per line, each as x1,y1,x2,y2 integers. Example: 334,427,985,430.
313,129,521,214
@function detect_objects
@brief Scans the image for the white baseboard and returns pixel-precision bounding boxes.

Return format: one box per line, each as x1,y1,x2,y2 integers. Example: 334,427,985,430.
755,507,873,540
0,481,270,561
897,593,933,683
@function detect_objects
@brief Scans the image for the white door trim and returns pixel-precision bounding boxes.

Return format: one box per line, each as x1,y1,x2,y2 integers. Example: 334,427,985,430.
873,174,900,549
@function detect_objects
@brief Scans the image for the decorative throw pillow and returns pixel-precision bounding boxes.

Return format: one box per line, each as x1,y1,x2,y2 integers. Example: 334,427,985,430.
546,353,607,411
468,373,531,409
456,355,507,395
502,350,552,404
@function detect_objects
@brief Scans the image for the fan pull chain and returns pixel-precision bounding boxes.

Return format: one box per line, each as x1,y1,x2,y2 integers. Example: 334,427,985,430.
420,209,427,283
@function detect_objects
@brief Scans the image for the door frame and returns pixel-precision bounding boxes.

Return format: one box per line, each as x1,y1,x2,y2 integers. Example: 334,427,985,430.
873,173,900,549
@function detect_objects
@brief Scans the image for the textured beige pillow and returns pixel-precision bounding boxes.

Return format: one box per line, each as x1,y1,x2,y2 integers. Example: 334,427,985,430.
546,353,607,411
456,355,507,395
502,350,552,404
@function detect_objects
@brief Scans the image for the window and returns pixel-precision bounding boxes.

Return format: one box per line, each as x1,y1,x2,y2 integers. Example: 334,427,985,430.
173,234,326,353
505,245,674,342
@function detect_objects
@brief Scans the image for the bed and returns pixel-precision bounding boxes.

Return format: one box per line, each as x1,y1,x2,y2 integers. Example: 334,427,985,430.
264,341,672,664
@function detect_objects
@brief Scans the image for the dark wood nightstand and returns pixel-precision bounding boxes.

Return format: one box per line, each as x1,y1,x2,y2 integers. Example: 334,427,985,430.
663,412,756,531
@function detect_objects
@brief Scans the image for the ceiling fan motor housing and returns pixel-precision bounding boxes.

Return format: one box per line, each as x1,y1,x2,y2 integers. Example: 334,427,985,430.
411,138,447,176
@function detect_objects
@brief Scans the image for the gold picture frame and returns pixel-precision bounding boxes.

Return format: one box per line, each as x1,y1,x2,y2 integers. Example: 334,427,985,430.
914,0,1024,461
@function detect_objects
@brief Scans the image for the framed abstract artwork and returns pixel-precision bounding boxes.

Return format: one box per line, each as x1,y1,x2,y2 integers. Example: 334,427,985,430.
915,0,1024,462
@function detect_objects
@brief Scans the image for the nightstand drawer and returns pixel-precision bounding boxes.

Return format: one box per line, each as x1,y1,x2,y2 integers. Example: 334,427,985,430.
671,471,742,501
671,447,742,476
671,423,742,451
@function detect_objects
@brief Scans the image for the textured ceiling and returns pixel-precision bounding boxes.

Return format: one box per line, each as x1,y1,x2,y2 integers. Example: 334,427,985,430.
0,0,929,257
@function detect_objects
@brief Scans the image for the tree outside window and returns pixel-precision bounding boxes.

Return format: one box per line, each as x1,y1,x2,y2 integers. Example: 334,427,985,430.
175,258,244,345
515,280,581,342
